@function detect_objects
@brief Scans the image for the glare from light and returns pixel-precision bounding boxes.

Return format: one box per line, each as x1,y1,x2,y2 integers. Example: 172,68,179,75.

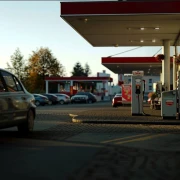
140,27,145,30
152,39,156,43
84,18,88,23
154,27,160,30
140,40,144,43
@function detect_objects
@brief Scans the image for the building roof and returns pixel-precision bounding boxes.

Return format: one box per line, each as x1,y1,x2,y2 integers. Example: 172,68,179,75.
45,76,113,82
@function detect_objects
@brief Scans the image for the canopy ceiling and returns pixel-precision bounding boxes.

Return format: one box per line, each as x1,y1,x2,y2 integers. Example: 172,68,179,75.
61,0,180,47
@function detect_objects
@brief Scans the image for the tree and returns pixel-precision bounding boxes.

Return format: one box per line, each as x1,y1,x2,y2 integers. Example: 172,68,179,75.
6,48,26,82
71,62,85,76
84,63,91,77
27,47,66,92
71,62,91,77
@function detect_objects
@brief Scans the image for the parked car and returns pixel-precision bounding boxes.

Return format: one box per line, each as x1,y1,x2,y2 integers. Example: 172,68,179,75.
41,94,59,105
75,92,97,103
0,68,36,133
71,95,88,104
33,94,49,106
53,93,71,104
112,93,122,107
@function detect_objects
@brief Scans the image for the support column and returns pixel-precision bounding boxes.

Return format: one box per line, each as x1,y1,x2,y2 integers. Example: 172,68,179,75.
109,82,112,95
105,80,108,96
163,40,171,91
118,74,124,85
70,80,73,96
161,59,164,85
45,81,49,94
173,46,178,89
58,83,60,92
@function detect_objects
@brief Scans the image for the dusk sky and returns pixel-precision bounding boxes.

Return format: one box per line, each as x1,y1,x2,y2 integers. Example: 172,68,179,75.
0,1,179,84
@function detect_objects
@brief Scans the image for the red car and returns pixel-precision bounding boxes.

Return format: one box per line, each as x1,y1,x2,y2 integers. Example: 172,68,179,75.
112,93,122,107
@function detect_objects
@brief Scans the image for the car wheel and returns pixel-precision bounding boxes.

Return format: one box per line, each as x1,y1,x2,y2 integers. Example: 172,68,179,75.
17,109,34,134
88,99,92,104
59,100,64,105
48,100,52,105
35,100,40,106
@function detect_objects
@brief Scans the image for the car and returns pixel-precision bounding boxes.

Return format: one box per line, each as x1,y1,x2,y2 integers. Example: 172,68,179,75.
71,95,88,104
75,92,97,103
112,93,122,107
41,93,59,105
53,93,71,105
143,95,148,103
0,68,36,133
33,94,49,106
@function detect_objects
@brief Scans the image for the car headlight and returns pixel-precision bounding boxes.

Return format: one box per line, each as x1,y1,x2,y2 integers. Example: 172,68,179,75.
30,98,35,104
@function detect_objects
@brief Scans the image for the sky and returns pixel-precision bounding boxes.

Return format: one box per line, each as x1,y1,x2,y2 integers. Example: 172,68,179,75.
0,1,179,84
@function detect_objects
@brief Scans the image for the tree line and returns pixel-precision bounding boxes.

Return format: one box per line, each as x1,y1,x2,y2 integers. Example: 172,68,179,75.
6,47,91,93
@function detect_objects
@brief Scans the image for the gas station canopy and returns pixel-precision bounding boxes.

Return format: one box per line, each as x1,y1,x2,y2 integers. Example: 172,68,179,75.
101,57,173,75
61,0,180,47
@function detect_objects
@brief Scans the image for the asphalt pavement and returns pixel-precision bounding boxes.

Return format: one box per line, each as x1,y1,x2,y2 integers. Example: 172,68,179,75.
1,102,180,180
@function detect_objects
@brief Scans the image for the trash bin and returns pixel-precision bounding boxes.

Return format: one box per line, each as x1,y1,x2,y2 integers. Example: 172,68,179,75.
161,90,177,119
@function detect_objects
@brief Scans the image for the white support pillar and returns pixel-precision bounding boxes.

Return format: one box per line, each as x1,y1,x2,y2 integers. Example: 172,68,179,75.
173,46,178,90
105,80,108,96
163,40,171,91
45,81,49,94
161,58,164,85
118,74,124,85
58,83,60,92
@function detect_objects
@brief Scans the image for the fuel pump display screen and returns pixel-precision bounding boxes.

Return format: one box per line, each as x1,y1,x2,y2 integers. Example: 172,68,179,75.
135,79,141,84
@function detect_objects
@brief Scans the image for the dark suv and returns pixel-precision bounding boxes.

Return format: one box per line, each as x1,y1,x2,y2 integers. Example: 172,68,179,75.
0,68,36,133
75,92,97,103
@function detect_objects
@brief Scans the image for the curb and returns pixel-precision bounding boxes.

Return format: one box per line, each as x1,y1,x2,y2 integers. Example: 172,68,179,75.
72,118,180,125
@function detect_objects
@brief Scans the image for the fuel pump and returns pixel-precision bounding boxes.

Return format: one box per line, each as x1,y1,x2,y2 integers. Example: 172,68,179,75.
131,71,144,116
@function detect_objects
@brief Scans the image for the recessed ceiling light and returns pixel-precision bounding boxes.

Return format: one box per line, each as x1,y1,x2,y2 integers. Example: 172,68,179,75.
154,27,160,30
152,39,156,43
127,28,131,30
140,40,144,43
140,27,145,30
84,18,88,23
114,44,119,47
130,40,133,42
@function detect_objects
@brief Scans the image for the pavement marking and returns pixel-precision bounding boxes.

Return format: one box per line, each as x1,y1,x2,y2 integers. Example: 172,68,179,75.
0,138,104,148
102,133,150,144
115,133,167,145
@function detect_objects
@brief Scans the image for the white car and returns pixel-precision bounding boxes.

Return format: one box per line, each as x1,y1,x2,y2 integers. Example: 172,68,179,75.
53,93,71,104
0,68,36,133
